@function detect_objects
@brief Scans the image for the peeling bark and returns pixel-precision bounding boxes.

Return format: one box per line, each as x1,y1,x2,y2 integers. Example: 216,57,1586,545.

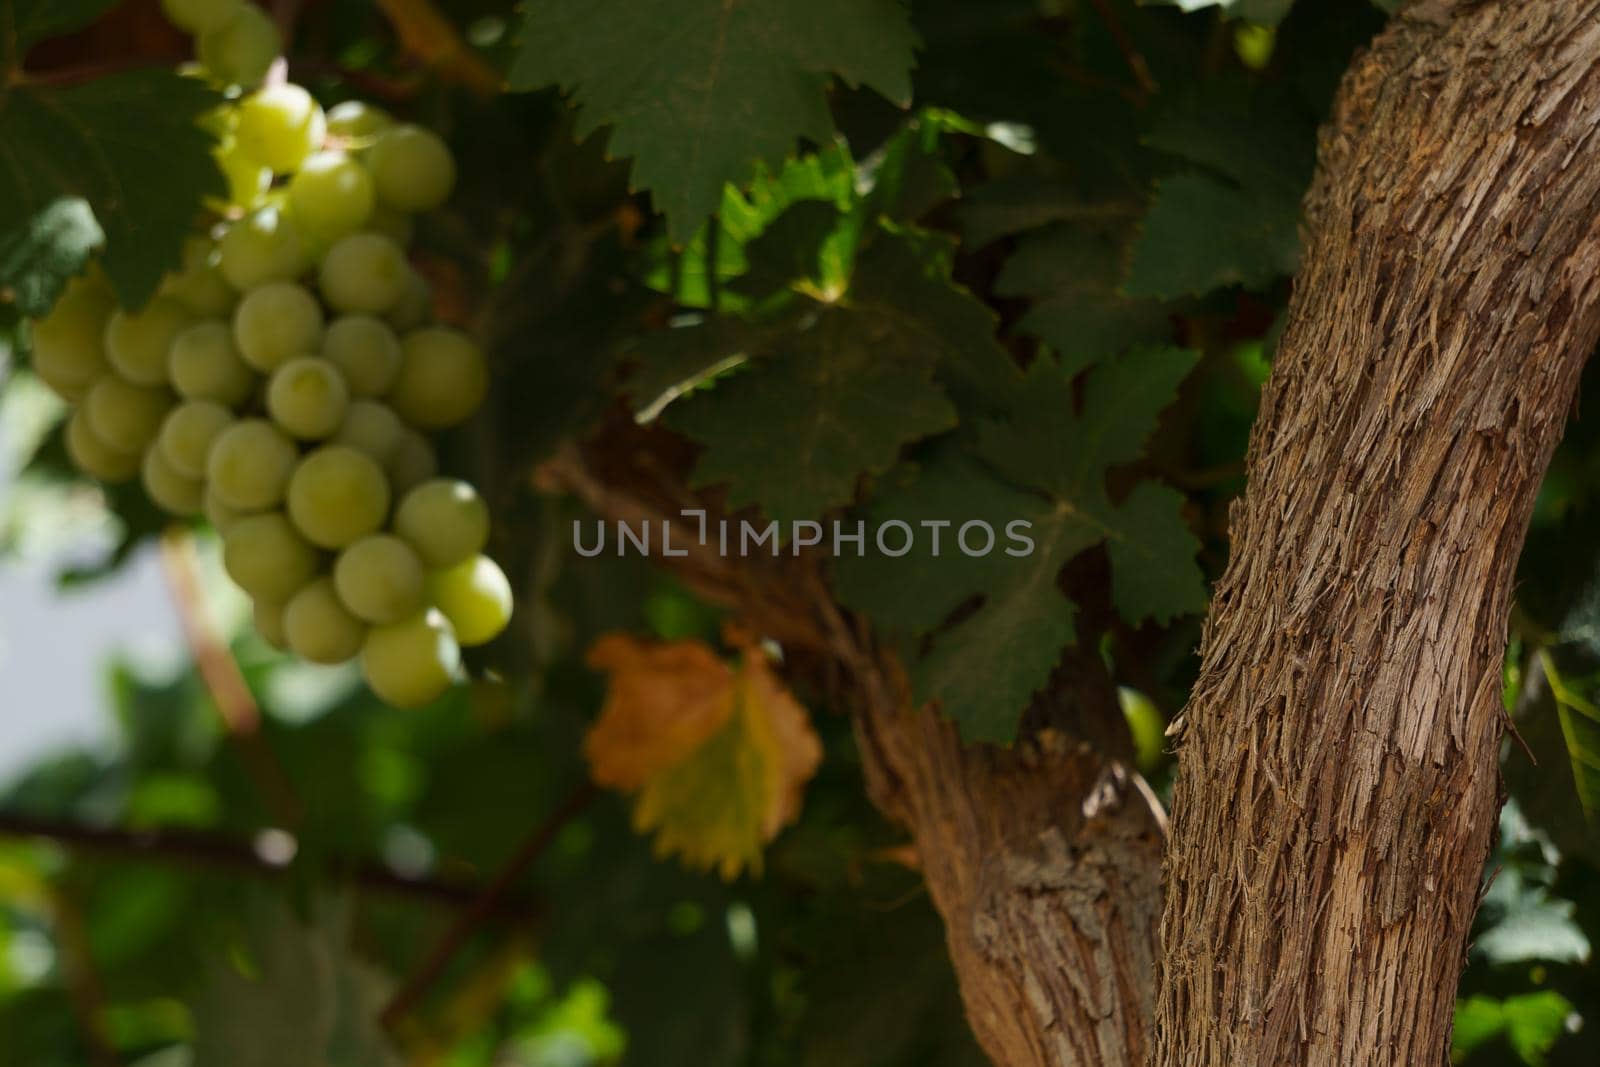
1156,3,1600,1064
851,646,1166,1067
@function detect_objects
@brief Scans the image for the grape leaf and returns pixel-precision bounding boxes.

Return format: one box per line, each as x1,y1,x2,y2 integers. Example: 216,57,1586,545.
993,222,1175,376
644,147,857,310
1453,992,1573,1066
0,0,118,66
1125,173,1300,299
644,227,1020,526
0,70,225,309
666,307,959,525
835,349,1205,742
585,631,822,879
0,197,101,317
959,176,1124,250
1125,89,1314,299
191,895,401,1067
510,0,919,242
846,231,1022,416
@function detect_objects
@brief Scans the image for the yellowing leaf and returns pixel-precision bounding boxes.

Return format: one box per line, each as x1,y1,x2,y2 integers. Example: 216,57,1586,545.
583,633,738,789
584,632,822,879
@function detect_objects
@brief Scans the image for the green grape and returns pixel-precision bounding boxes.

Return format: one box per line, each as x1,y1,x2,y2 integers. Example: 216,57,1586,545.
197,4,281,88
267,357,349,439
366,206,414,246
204,488,250,533
65,410,140,483
325,101,393,144
142,445,204,517
385,269,432,332
318,233,409,314
234,281,325,372
394,479,488,569
169,321,257,406
288,152,375,242
212,137,272,209
161,0,244,34
322,315,400,396
334,534,425,623
158,400,234,480
105,296,193,386
218,207,313,290
284,577,367,664
367,125,456,213
428,554,512,647
331,399,403,462
207,418,298,511
389,327,487,429
286,445,390,548
361,609,460,708
223,512,319,603
234,84,325,173
30,275,116,401
253,597,290,651
386,429,438,495
85,377,173,454
161,238,236,317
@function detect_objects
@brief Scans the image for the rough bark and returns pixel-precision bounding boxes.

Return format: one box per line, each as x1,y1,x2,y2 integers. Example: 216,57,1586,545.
850,648,1166,1067
1155,3,1600,1065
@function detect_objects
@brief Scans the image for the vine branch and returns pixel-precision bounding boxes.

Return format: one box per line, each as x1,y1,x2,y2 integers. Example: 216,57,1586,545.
380,782,599,1033
0,811,535,913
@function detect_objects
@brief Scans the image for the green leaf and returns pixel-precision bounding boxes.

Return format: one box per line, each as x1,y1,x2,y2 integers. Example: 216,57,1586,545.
0,69,225,308
1453,992,1573,1066
1125,89,1314,299
959,176,1136,250
644,147,856,309
1125,173,1299,298
0,0,118,67
836,350,1204,741
0,197,102,317
667,308,959,525
977,345,1200,497
845,231,1021,416
730,198,846,299
994,222,1175,376
910,493,1094,742
1474,865,1591,968
511,0,919,242
653,228,1016,525
191,896,401,1067
1105,483,1208,625
1522,653,1600,843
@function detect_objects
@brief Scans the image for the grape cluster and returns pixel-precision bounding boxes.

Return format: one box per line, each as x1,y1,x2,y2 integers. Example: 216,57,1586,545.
27,5,511,709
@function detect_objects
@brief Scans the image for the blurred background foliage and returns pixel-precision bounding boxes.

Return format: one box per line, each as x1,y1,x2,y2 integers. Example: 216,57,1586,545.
0,0,1596,1064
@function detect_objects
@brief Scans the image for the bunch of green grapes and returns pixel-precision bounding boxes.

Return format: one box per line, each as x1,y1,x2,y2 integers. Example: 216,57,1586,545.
27,6,510,709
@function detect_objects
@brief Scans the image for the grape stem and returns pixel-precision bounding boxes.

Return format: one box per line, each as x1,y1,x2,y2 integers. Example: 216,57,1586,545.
379,782,599,1033
0,811,541,914
159,530,305,829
